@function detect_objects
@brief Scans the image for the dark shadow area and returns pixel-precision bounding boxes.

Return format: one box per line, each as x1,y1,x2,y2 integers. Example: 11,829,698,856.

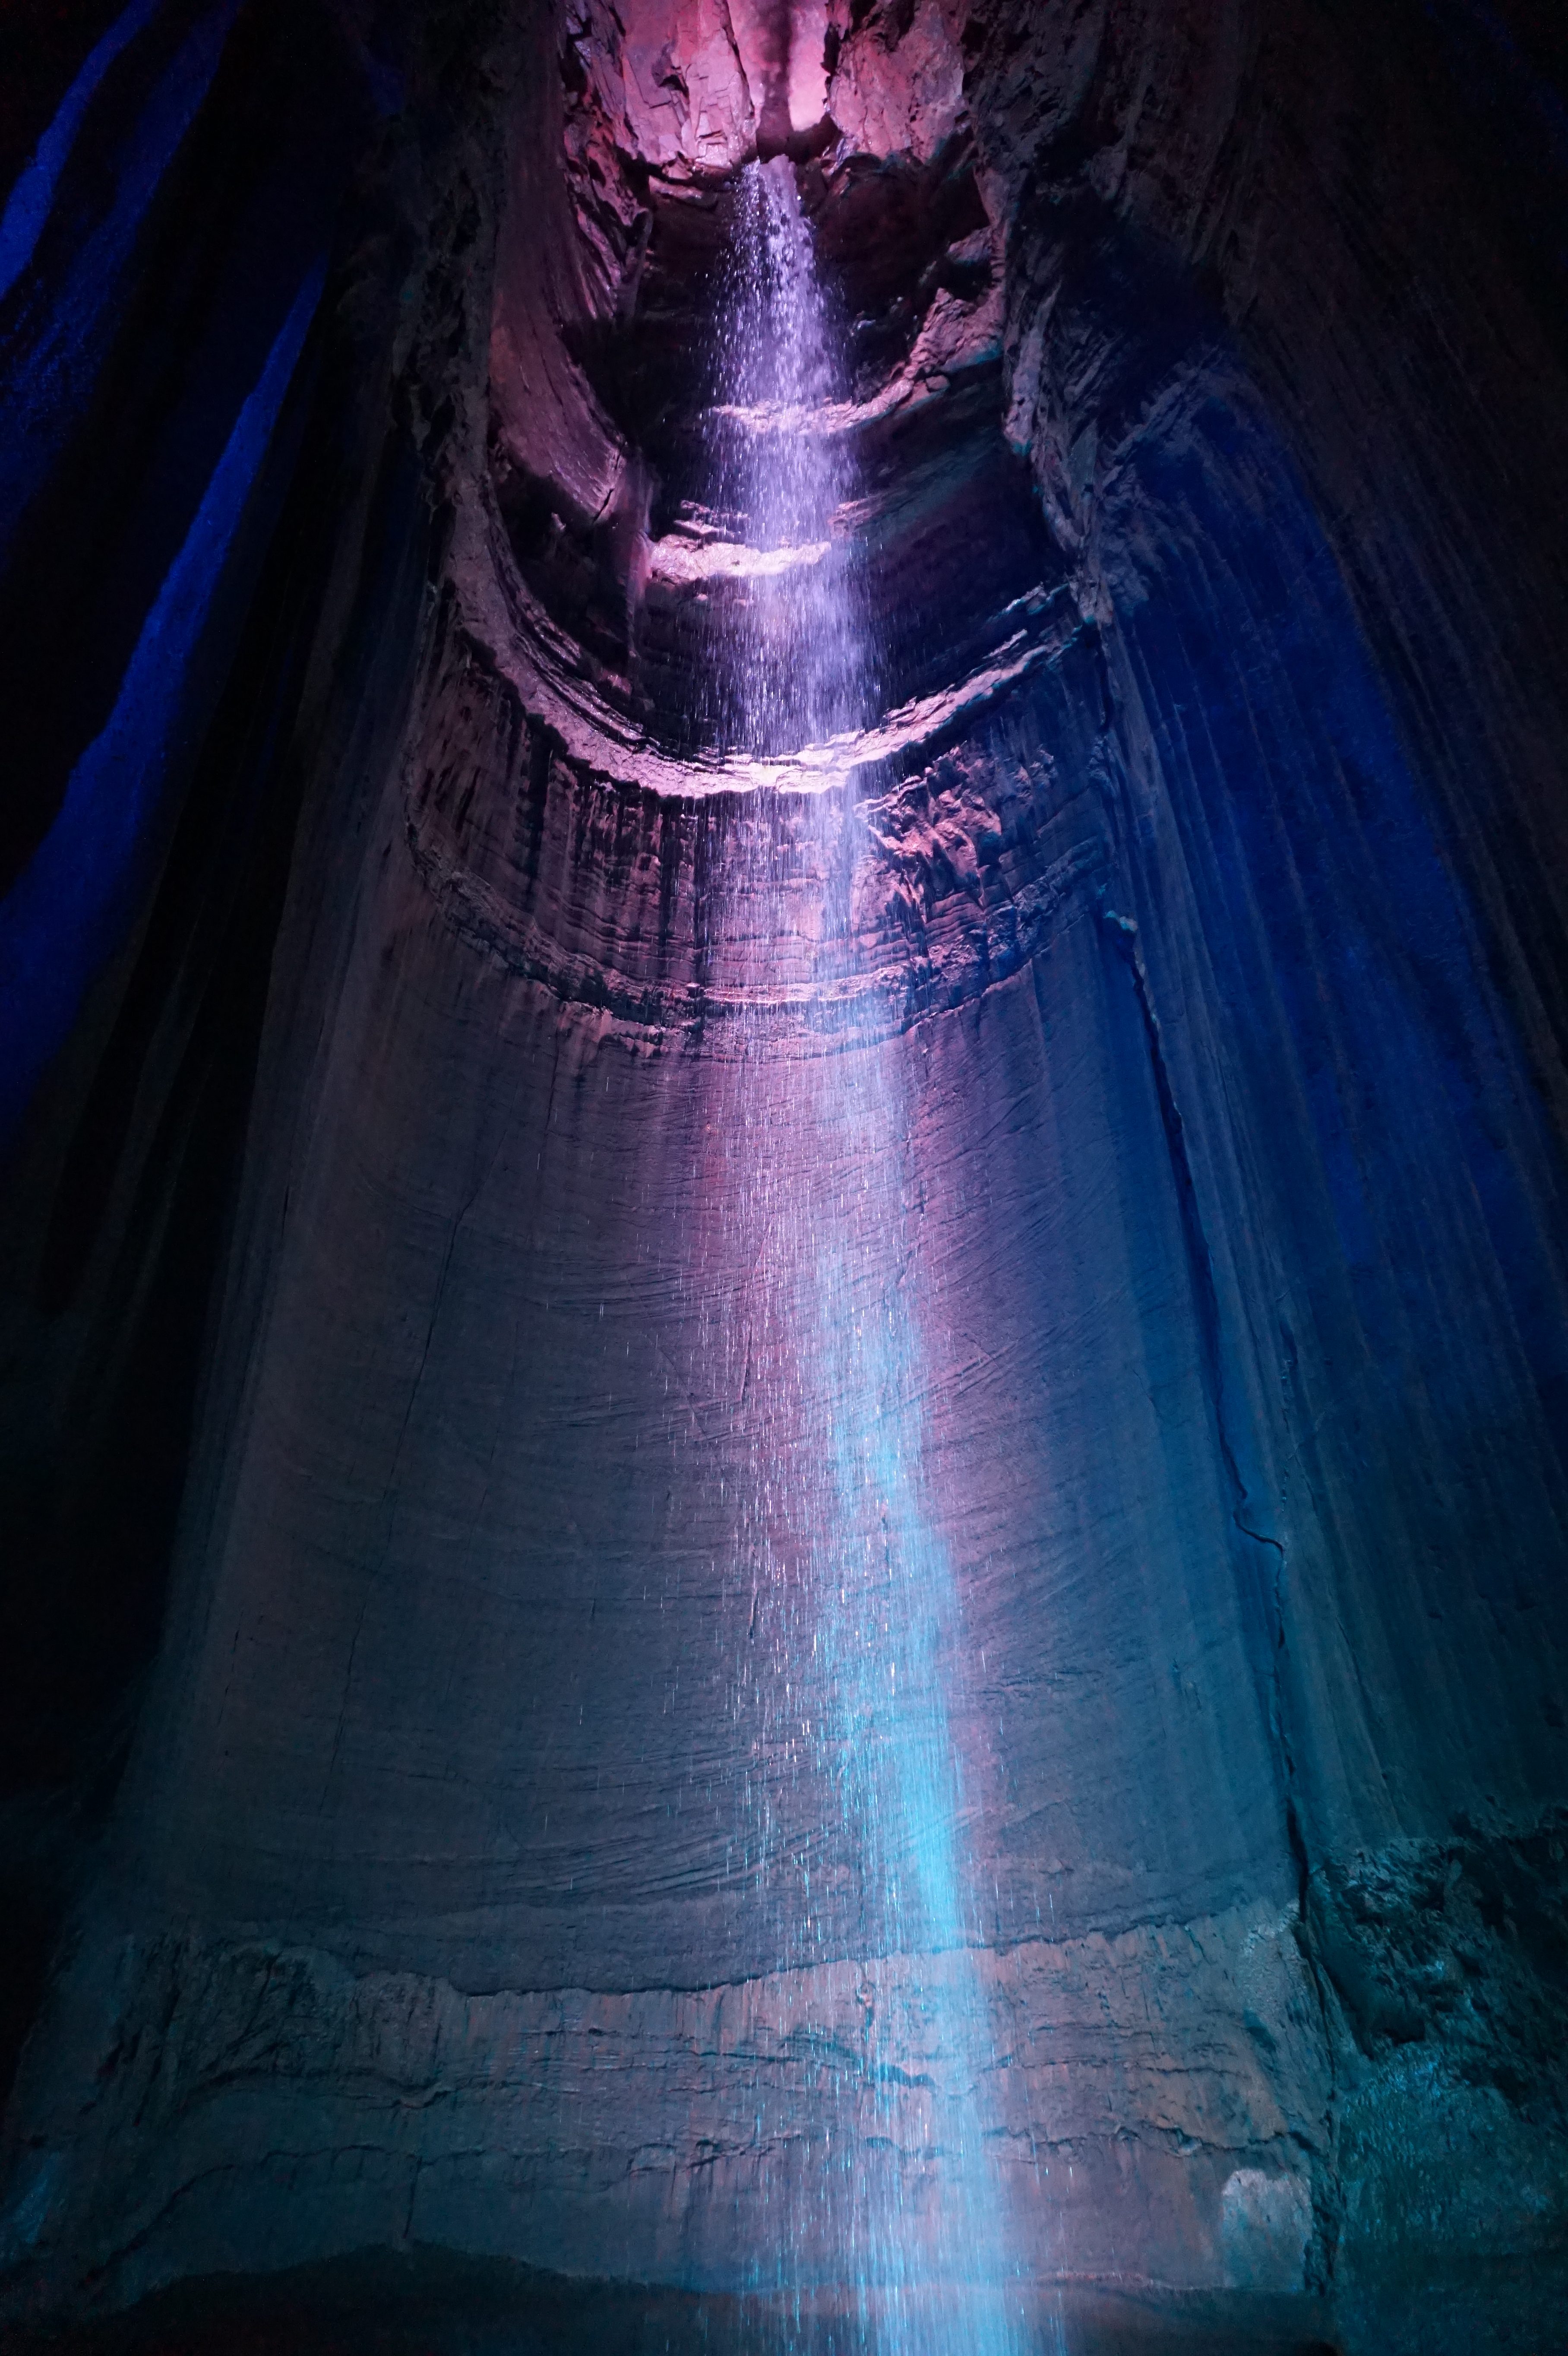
3,2248,1355,2356
24,2249,1568,2355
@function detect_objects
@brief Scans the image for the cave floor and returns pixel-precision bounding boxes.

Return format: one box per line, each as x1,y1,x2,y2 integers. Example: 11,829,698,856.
9,2249,1568,2356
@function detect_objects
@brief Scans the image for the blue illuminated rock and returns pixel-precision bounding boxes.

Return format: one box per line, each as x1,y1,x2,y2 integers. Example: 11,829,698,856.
1,2,1566,2349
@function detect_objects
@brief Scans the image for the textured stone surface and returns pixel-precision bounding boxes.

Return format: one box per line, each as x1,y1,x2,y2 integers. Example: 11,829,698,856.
1,1,1567,2348
4,1895,1324,2309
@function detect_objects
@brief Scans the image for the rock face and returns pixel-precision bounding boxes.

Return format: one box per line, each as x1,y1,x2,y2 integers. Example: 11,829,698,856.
1,2,1567,2350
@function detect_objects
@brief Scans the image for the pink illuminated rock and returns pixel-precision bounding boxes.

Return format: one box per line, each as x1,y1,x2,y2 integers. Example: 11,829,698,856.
616,0,755,171
828,0,967,164
729,0,832,152
2,2,1568,2350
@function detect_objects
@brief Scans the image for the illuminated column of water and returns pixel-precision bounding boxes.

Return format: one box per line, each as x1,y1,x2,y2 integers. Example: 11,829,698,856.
701,158,867,757
701,160,1057,2355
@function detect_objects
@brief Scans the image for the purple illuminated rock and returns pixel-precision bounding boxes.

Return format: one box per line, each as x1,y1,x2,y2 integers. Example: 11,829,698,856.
1,2,1567,2349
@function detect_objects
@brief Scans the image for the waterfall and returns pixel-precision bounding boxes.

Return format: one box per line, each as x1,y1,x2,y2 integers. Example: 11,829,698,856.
698,158,1058,2356
702,159,868,756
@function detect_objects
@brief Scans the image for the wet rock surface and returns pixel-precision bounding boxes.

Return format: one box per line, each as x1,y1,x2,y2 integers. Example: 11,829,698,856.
3,2250,1356,2356
1,0,1567,2348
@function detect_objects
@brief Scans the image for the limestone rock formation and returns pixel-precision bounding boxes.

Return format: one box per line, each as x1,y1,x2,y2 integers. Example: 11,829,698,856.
1,2,1566,2350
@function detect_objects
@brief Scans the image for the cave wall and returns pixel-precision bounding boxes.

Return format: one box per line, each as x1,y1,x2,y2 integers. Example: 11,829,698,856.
0,0,415,2131
1,0,1566,2345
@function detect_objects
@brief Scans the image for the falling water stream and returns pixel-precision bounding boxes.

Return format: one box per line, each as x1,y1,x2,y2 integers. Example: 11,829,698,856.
700,158,868,755
697,158,1057,2356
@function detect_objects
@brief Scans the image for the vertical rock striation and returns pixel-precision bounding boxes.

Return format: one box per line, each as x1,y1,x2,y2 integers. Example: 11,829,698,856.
1,2,1566,2347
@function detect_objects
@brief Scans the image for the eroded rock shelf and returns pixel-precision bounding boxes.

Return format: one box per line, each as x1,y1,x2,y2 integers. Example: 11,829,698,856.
0,3,1566,2351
